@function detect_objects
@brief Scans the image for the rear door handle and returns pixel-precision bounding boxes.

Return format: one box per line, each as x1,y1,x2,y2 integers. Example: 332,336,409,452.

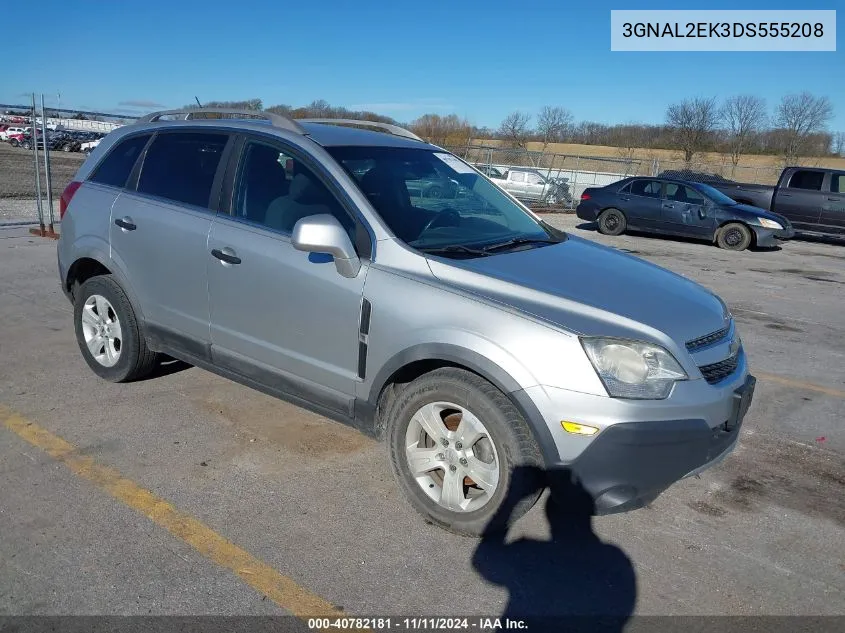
828,197,841,201
619,196,631,201
663,203,675,208
114,217,136,231
211,248,241,265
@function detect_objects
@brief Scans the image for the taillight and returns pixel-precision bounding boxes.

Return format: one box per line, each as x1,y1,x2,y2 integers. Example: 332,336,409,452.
59,181,82,219
580,192,591,201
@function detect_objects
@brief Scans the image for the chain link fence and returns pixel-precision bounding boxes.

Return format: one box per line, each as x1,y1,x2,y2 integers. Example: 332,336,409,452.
0,118,85,228
447,144,788,210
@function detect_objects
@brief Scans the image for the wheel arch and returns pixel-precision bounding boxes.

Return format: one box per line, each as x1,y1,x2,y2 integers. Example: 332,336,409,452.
715,220,757,247
366,343,559,466
64,247,146,321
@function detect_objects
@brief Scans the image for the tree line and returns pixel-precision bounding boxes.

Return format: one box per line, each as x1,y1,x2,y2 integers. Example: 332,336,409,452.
187,94,841,163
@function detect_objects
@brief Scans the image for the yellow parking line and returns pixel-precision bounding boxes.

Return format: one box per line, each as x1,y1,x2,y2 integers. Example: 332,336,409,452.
756,372,845,399
1,406,343,618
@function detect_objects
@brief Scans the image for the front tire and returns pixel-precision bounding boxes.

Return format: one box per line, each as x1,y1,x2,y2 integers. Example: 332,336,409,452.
386,368,544,537
717,223,752,251
73,275,158,382
597,208,626,236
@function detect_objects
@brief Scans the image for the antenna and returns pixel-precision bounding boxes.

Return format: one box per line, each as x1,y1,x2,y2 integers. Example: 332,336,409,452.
194,96,203,108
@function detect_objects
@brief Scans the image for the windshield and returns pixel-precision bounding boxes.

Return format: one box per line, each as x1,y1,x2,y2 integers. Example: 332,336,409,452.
327,146,563,253
695,183,738,206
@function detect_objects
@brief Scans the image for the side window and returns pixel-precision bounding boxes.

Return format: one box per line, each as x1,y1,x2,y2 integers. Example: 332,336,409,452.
788,170,824,191
630,180,661,198
137,132,228,208
666,184,706,204
89,134,151,187
234,140,355,238
526,173,544,185
831,173,843,194
618,182,631,194
510,172,525,183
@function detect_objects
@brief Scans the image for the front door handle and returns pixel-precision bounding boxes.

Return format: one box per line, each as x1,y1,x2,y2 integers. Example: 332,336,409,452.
828,197,841,201
663,203,675,208
211,248,241,265
114,217,136,231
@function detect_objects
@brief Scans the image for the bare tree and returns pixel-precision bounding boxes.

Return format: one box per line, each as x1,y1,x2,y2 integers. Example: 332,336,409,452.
410,114,472,147
774,92,834,163
608,124,648,160
498,111,531,149
720,95,767,169
833,132,845,156
666,97,719,162
536,106,572,151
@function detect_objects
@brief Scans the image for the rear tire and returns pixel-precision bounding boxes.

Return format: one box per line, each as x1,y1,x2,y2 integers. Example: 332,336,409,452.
717,223,752,251
597,208,626,236
386,368,544,537
74,275,158,382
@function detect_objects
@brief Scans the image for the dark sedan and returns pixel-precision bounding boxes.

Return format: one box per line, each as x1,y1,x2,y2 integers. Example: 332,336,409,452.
576,177,795,251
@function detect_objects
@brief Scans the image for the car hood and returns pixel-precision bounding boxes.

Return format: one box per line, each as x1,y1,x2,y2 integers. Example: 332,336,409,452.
425,235,728,346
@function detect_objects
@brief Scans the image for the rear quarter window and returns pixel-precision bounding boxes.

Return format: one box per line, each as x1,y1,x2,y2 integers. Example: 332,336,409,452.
89,134,151,187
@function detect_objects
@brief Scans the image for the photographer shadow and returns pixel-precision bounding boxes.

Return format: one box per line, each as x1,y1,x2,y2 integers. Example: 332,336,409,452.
472,466,636,632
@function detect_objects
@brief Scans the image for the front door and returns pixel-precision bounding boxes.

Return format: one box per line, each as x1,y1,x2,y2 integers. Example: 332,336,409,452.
774,169,826,230
818,171,845,235
207,137,368,415
661,182,715,238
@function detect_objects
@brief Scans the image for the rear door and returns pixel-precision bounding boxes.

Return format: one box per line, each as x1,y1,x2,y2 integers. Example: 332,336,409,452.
110,130,231,355
773,169,826,229
507,171,527,197
818,171,845,235
524,172,546,201
661,182,715,238
621,179,664,229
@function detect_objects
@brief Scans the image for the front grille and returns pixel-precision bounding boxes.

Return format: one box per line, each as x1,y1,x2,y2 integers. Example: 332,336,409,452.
686,325,730,352
699,353,739,384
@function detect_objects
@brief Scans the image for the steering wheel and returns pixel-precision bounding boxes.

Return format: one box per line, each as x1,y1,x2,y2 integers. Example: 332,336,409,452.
422,208,461,233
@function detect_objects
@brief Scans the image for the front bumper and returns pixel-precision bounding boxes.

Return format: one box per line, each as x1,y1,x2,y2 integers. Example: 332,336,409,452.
543,375,755,514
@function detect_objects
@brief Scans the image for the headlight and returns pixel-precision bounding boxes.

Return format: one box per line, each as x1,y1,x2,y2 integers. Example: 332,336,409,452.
581,337,688,399
758,217,783,230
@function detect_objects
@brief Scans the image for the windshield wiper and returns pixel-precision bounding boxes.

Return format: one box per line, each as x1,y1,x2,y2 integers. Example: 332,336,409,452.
418,244,491,257
480,236,561,253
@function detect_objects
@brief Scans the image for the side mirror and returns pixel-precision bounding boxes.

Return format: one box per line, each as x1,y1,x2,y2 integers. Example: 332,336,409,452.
291,214,361,278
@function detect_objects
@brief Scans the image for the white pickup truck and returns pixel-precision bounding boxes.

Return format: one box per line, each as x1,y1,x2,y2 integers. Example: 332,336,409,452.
479,166,572,206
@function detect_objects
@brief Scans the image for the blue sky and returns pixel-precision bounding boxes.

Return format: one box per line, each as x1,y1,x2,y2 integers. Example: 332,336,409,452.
3,0,842,130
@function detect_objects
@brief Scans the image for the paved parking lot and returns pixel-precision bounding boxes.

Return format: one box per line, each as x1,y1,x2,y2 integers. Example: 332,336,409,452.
1,215,843,623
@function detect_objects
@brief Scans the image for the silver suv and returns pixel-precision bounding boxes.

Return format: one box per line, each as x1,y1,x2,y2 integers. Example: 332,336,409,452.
57,109,755,536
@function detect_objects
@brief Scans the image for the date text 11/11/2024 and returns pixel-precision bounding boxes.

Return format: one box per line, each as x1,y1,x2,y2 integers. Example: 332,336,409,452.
307,617,528,630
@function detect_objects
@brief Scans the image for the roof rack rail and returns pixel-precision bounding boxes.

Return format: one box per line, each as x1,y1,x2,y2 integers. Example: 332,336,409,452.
299,118,423,142
138,108,305,134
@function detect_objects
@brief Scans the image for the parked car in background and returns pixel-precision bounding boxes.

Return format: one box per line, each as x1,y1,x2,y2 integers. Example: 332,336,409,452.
489,168,573,206
0,126,27,141
577,176,794,250
6,132,27,147
679,167,845,239
405,173,460,199
80,137,102,154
